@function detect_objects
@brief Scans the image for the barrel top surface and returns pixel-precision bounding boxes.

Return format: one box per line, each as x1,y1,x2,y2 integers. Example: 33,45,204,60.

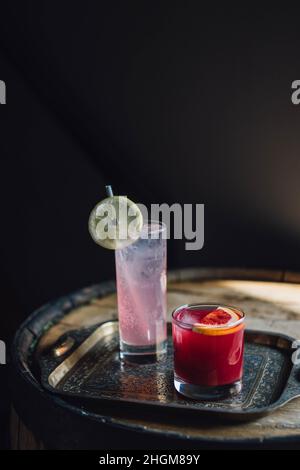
12,268,300,445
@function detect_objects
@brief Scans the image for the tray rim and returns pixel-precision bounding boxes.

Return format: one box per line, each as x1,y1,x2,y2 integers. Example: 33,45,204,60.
41,321,300,421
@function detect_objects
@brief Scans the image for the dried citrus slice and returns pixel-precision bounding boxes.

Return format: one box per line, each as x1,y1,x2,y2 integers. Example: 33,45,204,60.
88,195,143,250
192,307,243,336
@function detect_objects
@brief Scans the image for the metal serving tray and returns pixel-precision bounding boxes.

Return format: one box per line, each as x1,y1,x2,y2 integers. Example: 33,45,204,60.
39,321,300,421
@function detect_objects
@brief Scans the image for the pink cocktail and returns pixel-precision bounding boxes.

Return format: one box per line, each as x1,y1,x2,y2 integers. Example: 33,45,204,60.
115,221,167,359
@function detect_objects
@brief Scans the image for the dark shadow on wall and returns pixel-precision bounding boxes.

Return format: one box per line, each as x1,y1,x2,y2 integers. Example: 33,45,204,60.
1,5,300,326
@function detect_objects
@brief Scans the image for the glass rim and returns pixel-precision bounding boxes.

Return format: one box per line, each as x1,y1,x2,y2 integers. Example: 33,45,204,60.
172,303,245,329
141,219,167,235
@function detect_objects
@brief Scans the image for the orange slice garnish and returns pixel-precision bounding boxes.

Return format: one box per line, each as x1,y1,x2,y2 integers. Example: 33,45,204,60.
192,322,244,336
192,307,243,336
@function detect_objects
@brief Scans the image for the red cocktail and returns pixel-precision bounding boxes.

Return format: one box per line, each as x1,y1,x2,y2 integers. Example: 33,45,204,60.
172,304,245,399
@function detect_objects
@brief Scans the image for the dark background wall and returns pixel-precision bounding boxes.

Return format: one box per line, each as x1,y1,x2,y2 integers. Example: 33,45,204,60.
1,3,300,447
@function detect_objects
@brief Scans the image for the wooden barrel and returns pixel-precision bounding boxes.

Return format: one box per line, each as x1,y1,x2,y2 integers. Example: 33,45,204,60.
11,267,300,449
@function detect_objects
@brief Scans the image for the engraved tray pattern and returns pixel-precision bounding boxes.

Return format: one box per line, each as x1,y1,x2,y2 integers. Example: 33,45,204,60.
39,322,300,420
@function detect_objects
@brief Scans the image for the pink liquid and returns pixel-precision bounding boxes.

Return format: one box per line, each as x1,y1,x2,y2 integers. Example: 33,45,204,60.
115,224,167,349
173,306,244,387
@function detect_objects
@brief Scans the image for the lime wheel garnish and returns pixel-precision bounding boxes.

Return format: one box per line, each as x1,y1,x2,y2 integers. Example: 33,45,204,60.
88,195,143,250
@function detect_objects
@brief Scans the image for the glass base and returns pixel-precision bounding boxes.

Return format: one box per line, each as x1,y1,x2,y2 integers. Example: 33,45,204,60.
120,339,167,363
174,376,242,400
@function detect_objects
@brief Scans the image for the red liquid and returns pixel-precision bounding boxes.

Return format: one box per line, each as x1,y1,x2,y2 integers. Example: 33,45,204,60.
172,306,244,387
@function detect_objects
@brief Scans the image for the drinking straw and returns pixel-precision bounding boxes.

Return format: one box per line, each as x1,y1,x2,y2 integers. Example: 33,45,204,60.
106,185,114,197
